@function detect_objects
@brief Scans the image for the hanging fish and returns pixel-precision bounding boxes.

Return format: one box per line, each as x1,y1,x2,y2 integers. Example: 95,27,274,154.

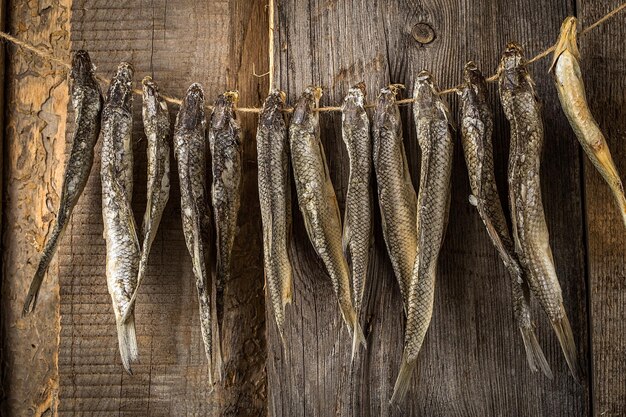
174,83,220,383
290,86,365,359
499,42,582,382
391,71,454,403
121,76,171,323
101,62,140,374
256,90,293,341
23,50,103,315
459,62,552,378
550,16,626,228
372,85,417,312
340,82,373,318
209,90,242,358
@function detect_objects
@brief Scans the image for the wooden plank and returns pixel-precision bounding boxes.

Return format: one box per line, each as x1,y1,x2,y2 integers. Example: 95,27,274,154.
267,0,590,415
0,0,71,416
578,1,626,416
57,0,267,415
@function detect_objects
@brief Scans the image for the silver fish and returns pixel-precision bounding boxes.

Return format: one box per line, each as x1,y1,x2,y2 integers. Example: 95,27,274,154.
174,83,220,384
209,91,242,354
256,90,293,341
392,71,454,403
459,62,551,378
23,50,103,315
121,76,171,323
372,85,417,312
289,86,365,358
101,62,140,374
550,17,626,228
341,82,373,317
499,42,582,382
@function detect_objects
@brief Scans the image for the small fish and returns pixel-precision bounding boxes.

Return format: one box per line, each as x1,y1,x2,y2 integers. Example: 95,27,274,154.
23,50,103,315
256,90,293,341
459,62,552,378
174,83,219,384
289,86,365,358
341,83,373,317
499,42,582,382
100,62,140,374
209,90,242,357
392,71,454,403
372,85,417,312
121,76,171,323
550,16,626,228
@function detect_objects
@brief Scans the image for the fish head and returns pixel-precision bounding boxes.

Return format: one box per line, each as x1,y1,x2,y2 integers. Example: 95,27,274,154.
142,76,169,125
549,16,580,73
211,90,239,130
497,43,528,91
292,86,322,125
414,70,440,115
461,61,489,102
106,62,134,111
70,50,96,81
374,85,402,131
177,82,206,131
341,82,367,126
260,89,285,127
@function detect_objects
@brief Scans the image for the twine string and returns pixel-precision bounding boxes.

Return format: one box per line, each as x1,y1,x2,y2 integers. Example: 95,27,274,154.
1,2,625,114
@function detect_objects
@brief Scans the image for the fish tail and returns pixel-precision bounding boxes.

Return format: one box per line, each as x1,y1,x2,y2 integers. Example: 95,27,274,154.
615,189,626,229
390,355,416,404
519,325,553,379
23,222,65,316
281,269,293,307
116,313,139,375
350,313,366,363
551,307,583,383
213,326,224,383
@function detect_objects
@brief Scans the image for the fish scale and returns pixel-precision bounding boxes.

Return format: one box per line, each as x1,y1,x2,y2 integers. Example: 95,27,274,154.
290,86,365,359
392,71,453,404
23,51,103,316
341,83,373,316
498,42,582,382
101,62,140,375
459,62,551,378
257,90,293,342
372,85,418,312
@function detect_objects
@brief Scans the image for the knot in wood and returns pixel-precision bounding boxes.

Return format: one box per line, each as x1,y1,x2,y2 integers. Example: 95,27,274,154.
412,23,435,45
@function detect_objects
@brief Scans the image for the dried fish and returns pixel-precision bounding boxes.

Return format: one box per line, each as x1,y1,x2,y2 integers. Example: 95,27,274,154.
290,86,365,358
257,90,293,341
550,16,626,228
23,50,103,315
101,62,140,374
372,85,417,312
459,62,552,378
209,91,242,354
392,71,454,403
121,76,171,323
341,83,373,317
174,83,220,383
499,43,582,382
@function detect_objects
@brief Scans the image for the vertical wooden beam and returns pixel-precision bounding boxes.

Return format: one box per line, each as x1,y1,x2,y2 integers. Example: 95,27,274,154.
578,1,626,416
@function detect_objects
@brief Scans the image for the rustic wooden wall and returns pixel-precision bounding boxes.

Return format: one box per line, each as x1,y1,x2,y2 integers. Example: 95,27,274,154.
1,0,625,416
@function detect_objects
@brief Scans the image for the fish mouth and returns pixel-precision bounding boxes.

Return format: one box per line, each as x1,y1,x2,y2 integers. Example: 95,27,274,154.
414,71,439,101
223,90,240,104
71,50,95,79
292,87,322,124
463,61,485,86
115,62,134,82
178,83,205,129
351,81,367,97
549,16,579,72
182,83,205,110
142,76,159,96
498,42,526,75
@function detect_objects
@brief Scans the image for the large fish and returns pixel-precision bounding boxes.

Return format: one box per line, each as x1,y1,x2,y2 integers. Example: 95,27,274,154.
121,76,171,323
372,85,417,312
289,86,365,358
256,90,293,341
499,42,582,382
392,71,454,403
550,16,626,228
23,50,103,315
174,83,220,383
459,62,551,378
340,83,373,317
209,91,242,354
101,62,140,374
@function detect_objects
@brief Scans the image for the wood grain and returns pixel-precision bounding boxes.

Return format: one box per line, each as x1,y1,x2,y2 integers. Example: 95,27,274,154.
578,2,626,416
56,0,268,415
268,0,590,415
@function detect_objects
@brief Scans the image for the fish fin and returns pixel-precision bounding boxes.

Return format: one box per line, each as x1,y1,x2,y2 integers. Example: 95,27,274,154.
520,326,553,379
117,313,139,375
551,307,583,384
390,355,416,404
